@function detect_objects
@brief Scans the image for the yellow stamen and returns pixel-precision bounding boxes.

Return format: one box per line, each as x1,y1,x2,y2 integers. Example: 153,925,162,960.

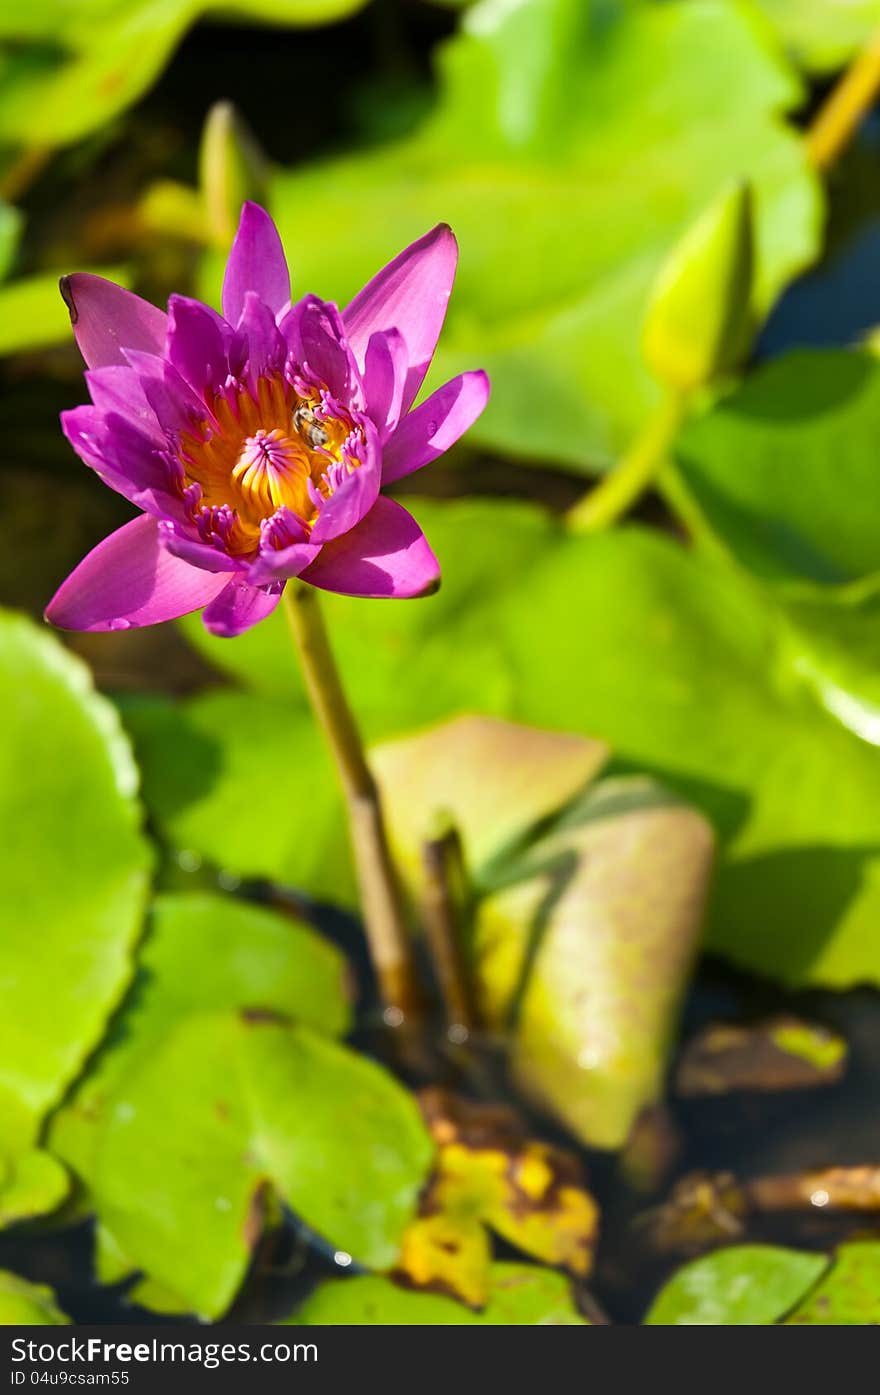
231,428,311,516
177,375,362,556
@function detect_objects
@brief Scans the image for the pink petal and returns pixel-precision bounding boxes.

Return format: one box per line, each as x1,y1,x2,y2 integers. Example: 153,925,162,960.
124,350,210,436
363,328,408,439
382,370,490,484
247,508,323,585
222,202,291,325
280,295,362,406
231,291,287,386
247,542,322,585
166,295,230,397
61,273,167,370
201,577,284,637
300,496,440,599
45,515,228,632
85,365,164,444
158,522,246,574
309,420,381,545
60,407,184,520
342,225,458,414
310,461,381,545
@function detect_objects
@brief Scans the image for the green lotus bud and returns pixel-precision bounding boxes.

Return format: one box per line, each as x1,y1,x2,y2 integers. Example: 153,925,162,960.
642,181,755,392
199,102,269,249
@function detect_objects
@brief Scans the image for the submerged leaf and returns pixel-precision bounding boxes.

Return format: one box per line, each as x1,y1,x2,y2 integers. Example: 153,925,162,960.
748,1165,880,1212
640,1171,748,1255
676,1015,847,1096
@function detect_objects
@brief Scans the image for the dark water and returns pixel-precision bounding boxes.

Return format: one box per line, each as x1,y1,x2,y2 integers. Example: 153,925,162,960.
761,112,880,357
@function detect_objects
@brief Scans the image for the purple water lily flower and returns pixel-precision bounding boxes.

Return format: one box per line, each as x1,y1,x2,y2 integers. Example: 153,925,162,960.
46,204,490,637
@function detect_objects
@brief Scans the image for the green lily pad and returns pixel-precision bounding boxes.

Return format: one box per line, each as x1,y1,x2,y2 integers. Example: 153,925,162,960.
787,1243,880,1323
121,692,353,901
270,0,820,472
0,0,370,149
290,1263,587,1325
645,1244,828,1324
755,0,880,73
51,892,426,1318
477,778,715,1148
90,1011,432,1318
92,1223,192,1315
0,1149,69,1228
676,350,880,589
777,585,880,745
51,890,353,1195
673,348,880,744
0,1271,70,1326
0,612,151,1160
499,521,880,988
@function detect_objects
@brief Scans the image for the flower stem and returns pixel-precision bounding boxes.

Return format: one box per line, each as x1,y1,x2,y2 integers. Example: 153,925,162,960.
566,390,688,534
806,26,880,172
282,581,422,1022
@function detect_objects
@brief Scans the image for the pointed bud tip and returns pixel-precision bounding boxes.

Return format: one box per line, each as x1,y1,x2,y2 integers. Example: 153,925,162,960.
59,275,77,324
642,181,756,393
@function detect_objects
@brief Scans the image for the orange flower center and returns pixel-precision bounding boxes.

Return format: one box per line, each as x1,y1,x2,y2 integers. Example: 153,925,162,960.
178,376,361,555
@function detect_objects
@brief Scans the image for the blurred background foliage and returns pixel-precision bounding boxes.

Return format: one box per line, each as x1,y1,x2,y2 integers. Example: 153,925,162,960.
6,0,880,1326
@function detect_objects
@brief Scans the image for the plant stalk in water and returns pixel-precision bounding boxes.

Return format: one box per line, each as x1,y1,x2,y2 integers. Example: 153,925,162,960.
421,814,476,1036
